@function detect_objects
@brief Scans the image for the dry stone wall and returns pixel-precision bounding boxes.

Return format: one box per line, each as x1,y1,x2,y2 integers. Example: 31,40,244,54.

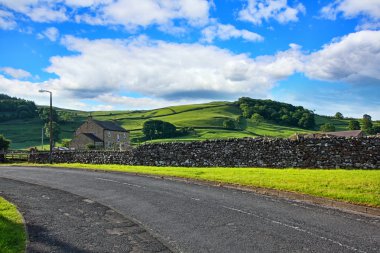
29,137,380,169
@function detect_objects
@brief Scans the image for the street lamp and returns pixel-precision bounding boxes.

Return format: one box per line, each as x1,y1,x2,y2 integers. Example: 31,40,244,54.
39,89,53,164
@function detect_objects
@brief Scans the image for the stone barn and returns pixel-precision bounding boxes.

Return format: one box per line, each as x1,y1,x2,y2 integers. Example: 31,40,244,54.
70,117,130,150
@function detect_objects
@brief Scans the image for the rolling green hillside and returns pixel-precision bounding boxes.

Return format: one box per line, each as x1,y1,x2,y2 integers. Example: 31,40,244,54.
0,100,378,149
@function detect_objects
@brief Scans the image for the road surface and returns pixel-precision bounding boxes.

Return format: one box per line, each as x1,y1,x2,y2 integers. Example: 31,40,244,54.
0,166,379,253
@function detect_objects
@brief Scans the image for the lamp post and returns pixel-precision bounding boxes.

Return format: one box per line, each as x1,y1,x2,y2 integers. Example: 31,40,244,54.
39,89,53,164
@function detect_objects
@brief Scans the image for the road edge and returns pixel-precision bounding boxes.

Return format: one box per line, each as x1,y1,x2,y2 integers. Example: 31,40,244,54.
4,165,380,217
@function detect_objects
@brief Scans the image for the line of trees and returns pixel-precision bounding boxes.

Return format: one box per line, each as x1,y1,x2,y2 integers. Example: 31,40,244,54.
325,112,380,134
236,97,315,129
0,94,38,122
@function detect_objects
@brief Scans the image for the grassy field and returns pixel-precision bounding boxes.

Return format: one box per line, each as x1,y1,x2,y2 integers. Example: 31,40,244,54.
10,163,380,207
1,101,379,149
0,197,26,253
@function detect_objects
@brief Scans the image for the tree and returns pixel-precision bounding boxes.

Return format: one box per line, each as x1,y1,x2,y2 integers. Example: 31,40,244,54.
44,121,61,144
236,116,247,130
298,112,316,129
348,120,360,130
320,123,336,132
142,120,177,139
59,112,74,123
39,108,59,123
236,97,315,129
0,135,11,151
362,114,373,133
335,112,344,119
372,126,380,134
251,113,264,125
223,119,236,129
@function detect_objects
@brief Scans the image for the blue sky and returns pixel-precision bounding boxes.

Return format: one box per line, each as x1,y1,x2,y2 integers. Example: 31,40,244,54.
0,0,379,119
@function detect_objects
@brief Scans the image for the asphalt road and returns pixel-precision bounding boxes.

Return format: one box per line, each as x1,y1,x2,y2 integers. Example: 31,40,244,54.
0,178,170,253
0,166,379,253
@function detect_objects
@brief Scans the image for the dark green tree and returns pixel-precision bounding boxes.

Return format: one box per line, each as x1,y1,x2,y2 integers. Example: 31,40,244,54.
372,126,380,134
320,123,336,132
335,112,344,119
142,120,177,139
0,134,11,151
39,108,59,123
362,114,373,133
236,115,247,130
223,119,236,129
0,94,37,122
348,120,361,130
236,97,315,129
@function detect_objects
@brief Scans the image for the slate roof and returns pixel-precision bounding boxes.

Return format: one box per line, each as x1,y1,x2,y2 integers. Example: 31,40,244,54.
92,119,128,132
324,130,364,138
81,133,103,142
290,130,365,140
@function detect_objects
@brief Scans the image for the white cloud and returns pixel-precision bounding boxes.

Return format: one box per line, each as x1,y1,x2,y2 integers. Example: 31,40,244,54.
0,0,68,23
201,23,264,43
356,21,380,31
0,67,32,79
239,0,306,25
44,35,302,101
63,0,113,8
0,0,210,32
96,93,186,109
38,27,60,41
78,0,211,30
321,0,380,20
0,9,17,30
320,0,380,30
305,30,380,85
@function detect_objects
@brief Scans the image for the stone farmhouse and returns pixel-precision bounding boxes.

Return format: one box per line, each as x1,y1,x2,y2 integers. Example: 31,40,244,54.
70,117,130,150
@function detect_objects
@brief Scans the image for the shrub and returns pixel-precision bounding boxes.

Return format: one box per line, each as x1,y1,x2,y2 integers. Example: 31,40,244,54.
86,144,96,150
320,123,336,132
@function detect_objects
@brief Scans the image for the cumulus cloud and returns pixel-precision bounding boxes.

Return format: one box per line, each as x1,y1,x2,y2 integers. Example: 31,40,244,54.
96,93,186,109
320,0,380,30
77,0,211,30
0,0,68,23
321,0,380,20
239,0,306,25
0,9,17,30
0,67,32,79
304,30,380,85
201,23,264,43
38,27,60,41
0,0,210,31
44,35,303,101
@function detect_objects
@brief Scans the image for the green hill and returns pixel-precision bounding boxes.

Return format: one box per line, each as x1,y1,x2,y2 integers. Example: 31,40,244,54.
0,98,378,150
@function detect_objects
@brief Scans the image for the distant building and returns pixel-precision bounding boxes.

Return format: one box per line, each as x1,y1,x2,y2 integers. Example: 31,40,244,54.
290,130,366,140
70,117,130,150
322,130,365,138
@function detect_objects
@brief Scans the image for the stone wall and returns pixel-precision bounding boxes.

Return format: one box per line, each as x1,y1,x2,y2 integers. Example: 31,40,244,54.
29,137,380,169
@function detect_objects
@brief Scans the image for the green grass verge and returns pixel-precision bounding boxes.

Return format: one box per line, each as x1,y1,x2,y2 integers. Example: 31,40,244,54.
7,163,380,207
0,197,26,253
